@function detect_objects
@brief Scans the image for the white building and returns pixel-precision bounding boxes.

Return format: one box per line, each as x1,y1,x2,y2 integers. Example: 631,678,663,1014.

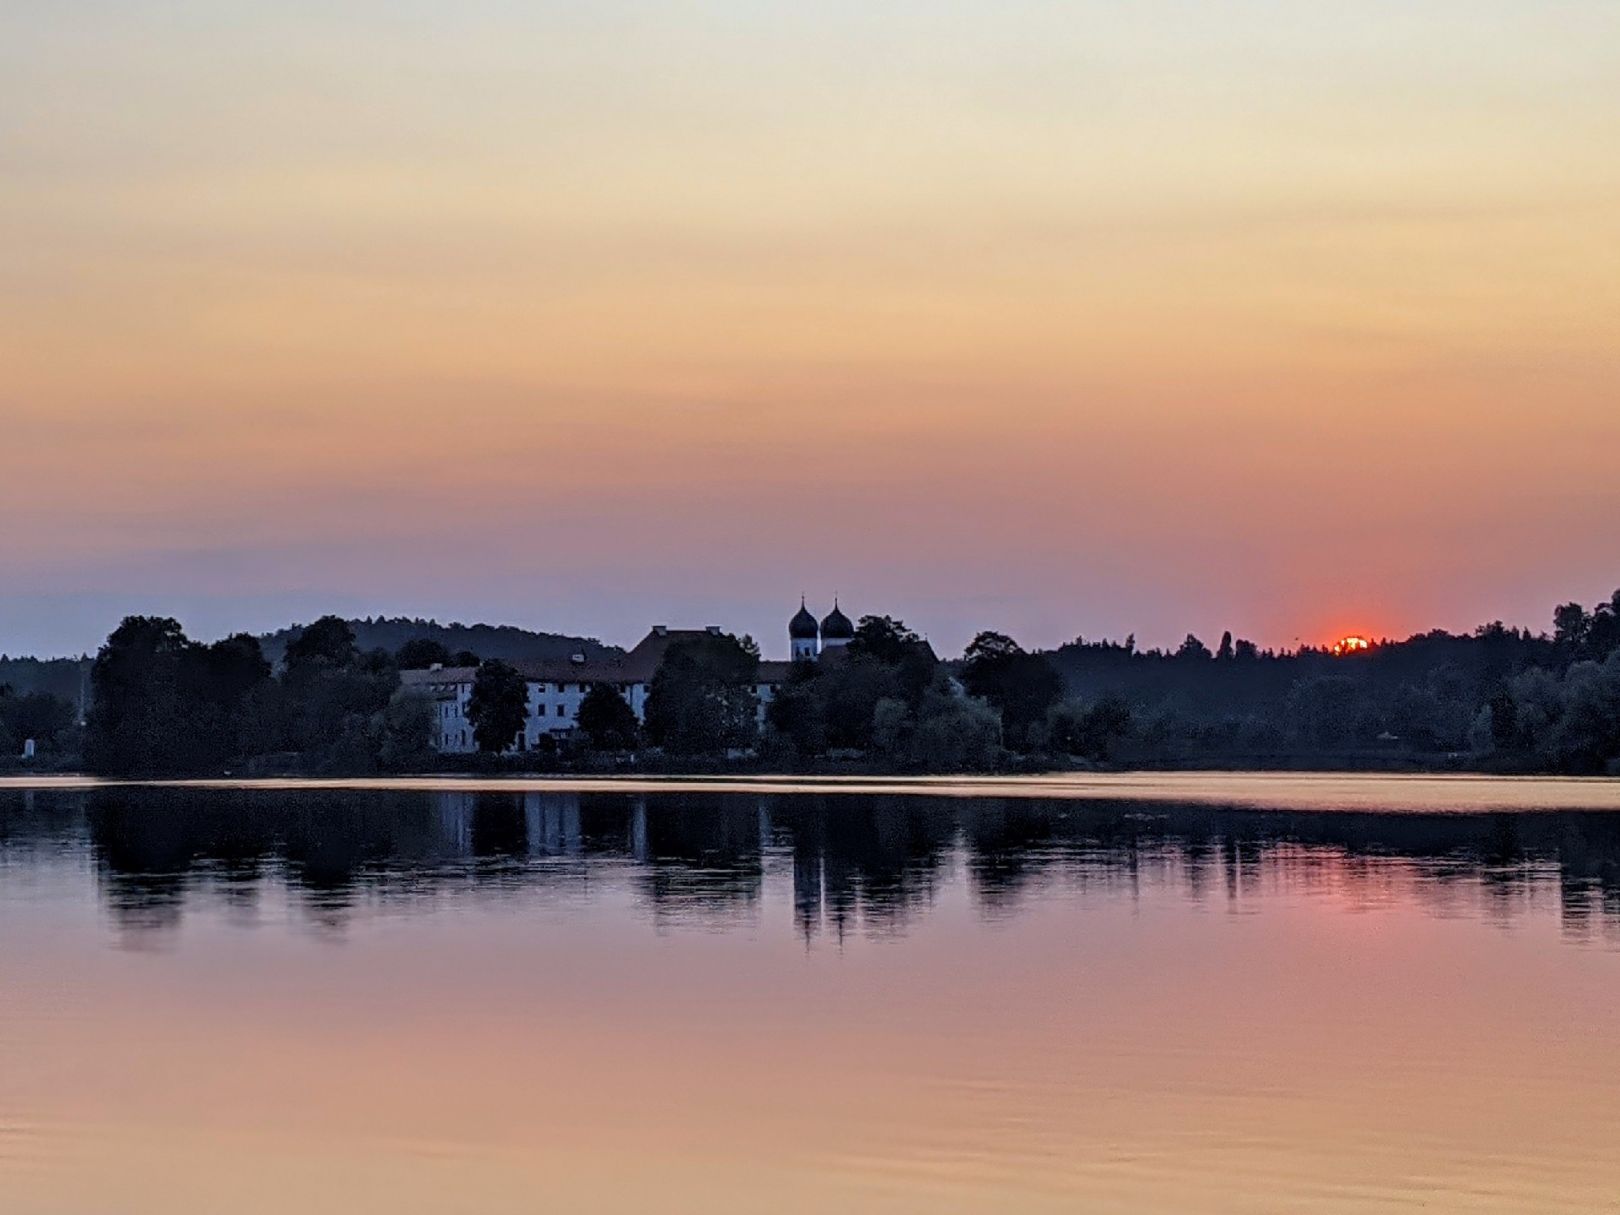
402,606,853,754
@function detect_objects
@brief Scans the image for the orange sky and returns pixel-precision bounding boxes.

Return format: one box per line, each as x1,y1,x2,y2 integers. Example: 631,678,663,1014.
2,2,1618,656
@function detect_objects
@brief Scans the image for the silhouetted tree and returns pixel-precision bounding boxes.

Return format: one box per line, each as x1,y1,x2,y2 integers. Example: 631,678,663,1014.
467,660,528,753
1549,651,1620,771
395,638,453,670
764,667,828,759
870,696,912,759
85,616,193,774
645,633,758,755
868,673,1001,772
909,682,1002,771
282,638,398,764
1177,634,1213,661
1553,602,1590,652
848,616,922,665
0,686,76,757
762,616,938,757
1045,695,1133,760
1286,676,1362,749
962,631,1061,750
186,633,272,763
576,683,638,750
1587,591,1620,661
1487,688,1521,751
283,616,357,675
376,693,435,770
819,656,905,749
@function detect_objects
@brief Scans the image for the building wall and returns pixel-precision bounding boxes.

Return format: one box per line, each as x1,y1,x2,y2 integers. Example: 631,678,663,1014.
423,676,779,754
523,679,650,748
428,682,475,753
416,659,791,755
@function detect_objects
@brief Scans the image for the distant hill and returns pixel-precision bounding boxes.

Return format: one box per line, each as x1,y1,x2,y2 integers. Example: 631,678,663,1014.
258,617,623,668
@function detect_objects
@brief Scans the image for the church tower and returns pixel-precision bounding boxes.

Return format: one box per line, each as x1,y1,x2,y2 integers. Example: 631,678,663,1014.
789,599,820,661
819,600,854,652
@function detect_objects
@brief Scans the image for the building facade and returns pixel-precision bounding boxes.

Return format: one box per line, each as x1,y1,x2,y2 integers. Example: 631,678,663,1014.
403,604,853,754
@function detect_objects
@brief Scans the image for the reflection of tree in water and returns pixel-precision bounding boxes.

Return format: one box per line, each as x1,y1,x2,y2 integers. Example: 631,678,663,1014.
0,787,82,857
85,787,446,939
3,786,1616,945
956,798,1620,941
635,794,765,925
468,793,528,859
774,796,954,943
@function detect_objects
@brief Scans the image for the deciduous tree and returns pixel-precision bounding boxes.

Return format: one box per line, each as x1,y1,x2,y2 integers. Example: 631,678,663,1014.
467,660,529,753
576,683,639,750
645,633,758,755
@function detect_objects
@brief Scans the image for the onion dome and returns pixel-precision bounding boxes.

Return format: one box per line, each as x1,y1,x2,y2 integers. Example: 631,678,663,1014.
789,599,820,640
820,601,854,640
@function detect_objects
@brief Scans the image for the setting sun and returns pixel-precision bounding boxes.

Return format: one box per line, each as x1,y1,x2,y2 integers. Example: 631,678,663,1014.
1332,636,1373,657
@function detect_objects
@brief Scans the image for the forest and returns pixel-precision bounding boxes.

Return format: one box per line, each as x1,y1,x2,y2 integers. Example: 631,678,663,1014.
3,591,1618,776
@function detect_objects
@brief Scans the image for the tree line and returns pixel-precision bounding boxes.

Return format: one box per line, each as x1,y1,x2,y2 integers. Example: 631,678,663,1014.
458,615,1069,770
80,616,433,775
513,592,1620,774
1037,590,1620,772
11,590,1620,775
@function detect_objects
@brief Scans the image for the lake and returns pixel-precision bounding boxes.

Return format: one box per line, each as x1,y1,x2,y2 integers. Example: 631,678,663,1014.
3,773,1620,1213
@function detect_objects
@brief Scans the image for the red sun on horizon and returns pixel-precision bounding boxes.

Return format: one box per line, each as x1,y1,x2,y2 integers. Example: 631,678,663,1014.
1331,635,1373,657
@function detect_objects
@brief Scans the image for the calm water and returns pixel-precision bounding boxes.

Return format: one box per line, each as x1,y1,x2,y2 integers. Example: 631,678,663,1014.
4,774,1620,1214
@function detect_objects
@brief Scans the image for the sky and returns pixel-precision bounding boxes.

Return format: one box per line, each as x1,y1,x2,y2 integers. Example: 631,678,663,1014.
3,1,1618,659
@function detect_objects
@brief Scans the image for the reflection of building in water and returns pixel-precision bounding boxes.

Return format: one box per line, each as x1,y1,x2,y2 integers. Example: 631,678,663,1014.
401,603,866,754
433,791,584,859
17,785,1620,944
633,795,768,923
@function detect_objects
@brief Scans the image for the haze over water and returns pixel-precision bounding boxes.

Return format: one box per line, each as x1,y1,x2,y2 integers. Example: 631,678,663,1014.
4,775,1620,1212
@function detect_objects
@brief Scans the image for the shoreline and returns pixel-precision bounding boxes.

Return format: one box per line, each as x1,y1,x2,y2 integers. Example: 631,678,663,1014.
7,769,1620,813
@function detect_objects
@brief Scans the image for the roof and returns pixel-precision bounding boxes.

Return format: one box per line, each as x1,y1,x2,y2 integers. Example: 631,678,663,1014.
401,628,799,690
620,627,725,681
400,656,626,689
620,629,795,685
398,666,480,697
820,603,854,639
789,601,819,639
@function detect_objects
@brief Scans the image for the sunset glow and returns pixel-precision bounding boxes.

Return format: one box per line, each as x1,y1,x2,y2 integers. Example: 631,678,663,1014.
3,2,1619,655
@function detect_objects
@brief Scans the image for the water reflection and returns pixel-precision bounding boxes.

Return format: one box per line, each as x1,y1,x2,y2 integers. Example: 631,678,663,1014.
3,786,1620,946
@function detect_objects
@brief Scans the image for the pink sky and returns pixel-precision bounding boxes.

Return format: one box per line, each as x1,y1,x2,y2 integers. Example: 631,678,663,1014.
3,2,1618,657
